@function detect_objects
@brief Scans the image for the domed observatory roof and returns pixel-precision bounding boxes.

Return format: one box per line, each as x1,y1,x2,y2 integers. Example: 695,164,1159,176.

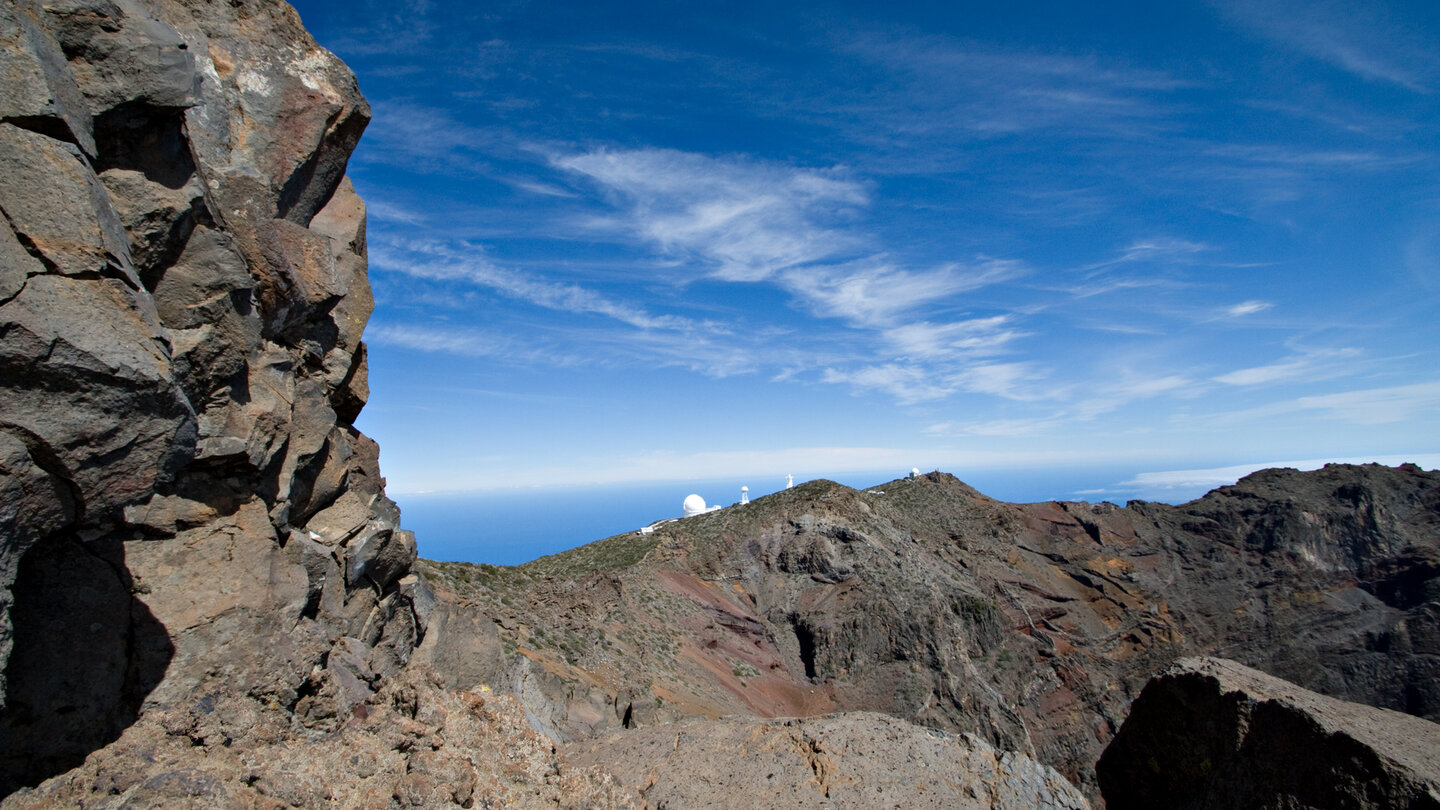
682,494,708,517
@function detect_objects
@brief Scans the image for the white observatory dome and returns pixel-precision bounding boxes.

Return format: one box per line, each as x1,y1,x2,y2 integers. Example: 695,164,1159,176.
682,494,707,517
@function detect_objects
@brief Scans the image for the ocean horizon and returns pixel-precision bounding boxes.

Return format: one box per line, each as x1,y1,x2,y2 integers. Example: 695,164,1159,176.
395,455,1440,565
396,465,1156,565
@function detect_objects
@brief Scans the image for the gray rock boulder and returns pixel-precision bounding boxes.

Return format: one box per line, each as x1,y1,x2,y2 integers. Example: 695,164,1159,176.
1097,656,1440,810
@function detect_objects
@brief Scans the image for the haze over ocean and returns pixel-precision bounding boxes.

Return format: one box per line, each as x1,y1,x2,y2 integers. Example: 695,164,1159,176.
400,454,1440,564
288,0,1439,564
399,469,1131,565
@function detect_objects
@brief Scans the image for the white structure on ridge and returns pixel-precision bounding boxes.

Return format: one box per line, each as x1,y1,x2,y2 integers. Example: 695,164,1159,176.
910,467,920,478
682,494,722,518
786,474,793,489
740,486,749,505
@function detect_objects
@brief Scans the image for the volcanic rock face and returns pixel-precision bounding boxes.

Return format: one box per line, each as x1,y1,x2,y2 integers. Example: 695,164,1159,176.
0,0,419,794
1097,657,1440,810
423,463,1440,799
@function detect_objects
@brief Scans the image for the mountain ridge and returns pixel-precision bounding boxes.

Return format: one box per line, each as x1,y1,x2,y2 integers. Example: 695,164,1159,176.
419,462,1440,799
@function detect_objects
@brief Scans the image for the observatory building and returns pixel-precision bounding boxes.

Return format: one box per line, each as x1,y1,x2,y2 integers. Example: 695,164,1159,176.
682,493,722,517
640,487,746,535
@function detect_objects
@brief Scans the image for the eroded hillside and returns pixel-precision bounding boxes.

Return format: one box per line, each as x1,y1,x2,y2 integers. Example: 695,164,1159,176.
420,463,1440,797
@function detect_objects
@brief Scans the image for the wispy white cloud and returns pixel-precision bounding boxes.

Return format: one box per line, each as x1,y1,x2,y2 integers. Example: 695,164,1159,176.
554,148,867,282
359,99,509,173
1214,359,1312,386
1213,346,1362,386
1209,0,1436,92
369,315,772,380
1403,222,1440,292
1077,238,1212,276
839,32,1187,139
1226,300,1273,317
310,0,438,57
883,316,1023,359
507,179,579,198
957,362,1045,399
781,258,1022,327
1204,144,1418,169
821,364,955,404
923,367,1205,439
364,198,428,226
822,360,1046,404
367,324,557,364
551,146,1037,396
926,417,1063,438
1118,453,1440,495
370,237,702,332
1050,238,1216,303
1215,381,1440,425
1289,381,1440,424
1071,375,1201,420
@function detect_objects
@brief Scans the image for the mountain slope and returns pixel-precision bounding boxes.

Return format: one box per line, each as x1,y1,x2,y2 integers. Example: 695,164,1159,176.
420,463,1440,797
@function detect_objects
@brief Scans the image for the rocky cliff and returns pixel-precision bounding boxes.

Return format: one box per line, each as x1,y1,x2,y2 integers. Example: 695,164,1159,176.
1098,657,1440,809
0,2,636,805
422,462,1440,800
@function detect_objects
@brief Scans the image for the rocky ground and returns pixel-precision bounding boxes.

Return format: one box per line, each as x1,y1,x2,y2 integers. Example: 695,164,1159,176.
3,666,638,810
566,712,1089,809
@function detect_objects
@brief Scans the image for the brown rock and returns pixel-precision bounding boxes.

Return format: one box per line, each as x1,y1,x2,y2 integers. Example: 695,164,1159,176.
0,123,136,285
0,0,96,156
0,0,424,799
0,272,196,524
3,667,640,810
1097,656,1440,810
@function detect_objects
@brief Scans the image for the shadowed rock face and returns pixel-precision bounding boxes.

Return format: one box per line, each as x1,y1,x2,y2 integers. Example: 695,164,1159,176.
422,462,1440,800
0,0,422,795
1097,657,1440,810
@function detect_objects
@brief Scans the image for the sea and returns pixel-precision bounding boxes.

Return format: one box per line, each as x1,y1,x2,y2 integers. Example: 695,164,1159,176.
396,465,1162,566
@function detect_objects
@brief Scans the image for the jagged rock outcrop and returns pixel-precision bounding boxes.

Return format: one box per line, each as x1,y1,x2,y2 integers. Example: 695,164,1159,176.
1097,657,1440,810
423,462,1440,800
0,0,426,797
566,711,1090,809
3,665,640,810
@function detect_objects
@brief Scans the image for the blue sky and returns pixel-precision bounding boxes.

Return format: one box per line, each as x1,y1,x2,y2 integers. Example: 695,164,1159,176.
290,0,1439,505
